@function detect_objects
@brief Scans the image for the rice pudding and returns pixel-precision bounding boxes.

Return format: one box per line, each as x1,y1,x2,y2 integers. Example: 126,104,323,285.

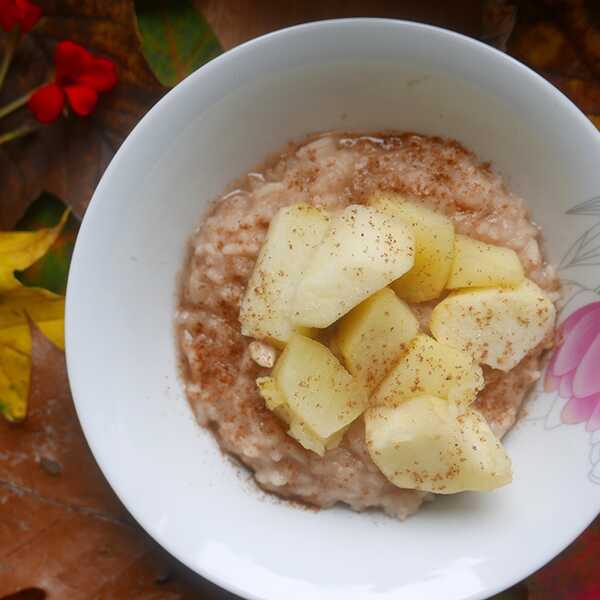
176,132,558,518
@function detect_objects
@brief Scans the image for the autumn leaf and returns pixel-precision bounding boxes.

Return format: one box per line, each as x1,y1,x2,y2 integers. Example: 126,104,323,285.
0,286,65,352
0,0,165,221
135,0,222,87
560,0,600,80
0,209,67,422
508,20,589,76
506,0,600,129
545,74,600,115
0,289,63,422
0,208,67,291
15,193,79,295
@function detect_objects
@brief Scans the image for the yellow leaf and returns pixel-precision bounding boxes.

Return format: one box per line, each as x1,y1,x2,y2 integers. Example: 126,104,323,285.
0,287,65,350
0,210,69,292
0,284,65,422
0,345,30,421
0,209,68,421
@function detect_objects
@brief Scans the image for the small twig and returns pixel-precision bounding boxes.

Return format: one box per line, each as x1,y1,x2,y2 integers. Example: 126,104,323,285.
0,28,21,91
0,123,40,144
0,90,31,119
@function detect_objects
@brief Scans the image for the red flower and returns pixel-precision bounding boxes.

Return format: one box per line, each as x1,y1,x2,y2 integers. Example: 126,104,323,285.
0,0,41,33
28,41,118,124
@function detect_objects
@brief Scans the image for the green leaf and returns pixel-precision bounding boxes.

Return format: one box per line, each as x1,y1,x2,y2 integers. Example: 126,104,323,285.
134,0,222,87
15,194,79,295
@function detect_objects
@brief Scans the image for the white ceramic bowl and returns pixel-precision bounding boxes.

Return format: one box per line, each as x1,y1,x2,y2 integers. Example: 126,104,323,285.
66,19,600,600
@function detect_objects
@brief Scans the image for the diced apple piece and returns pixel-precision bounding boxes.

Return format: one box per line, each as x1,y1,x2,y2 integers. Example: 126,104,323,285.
322,426,349,450
430,279,556,371
335,288,419,392
257,377,348,456
257,375,294,422
373,334,484,408
292,205,415,328
288,421,349,456
447,234,525,289
365,396,512,493
273,334,368,438
257,376,285,410
368,193,454,302
239,204,330,345
287,420,326,456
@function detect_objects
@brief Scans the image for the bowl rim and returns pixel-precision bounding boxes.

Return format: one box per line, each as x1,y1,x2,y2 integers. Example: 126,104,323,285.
66,17,600,600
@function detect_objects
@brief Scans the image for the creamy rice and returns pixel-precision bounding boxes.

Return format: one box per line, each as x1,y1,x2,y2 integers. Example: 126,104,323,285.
176,132,558,519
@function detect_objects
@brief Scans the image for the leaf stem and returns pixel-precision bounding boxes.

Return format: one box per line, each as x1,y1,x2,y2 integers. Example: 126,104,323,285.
0,28,21,91
0,123,40,145
0,91,31,119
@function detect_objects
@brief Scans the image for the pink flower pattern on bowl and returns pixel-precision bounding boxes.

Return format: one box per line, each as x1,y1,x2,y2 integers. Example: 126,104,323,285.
545,301,600,432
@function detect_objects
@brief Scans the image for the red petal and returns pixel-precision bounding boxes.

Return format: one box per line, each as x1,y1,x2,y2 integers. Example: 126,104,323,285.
15,0,41,33
27,83,64,124
64,84,97,116
0,0,19,32
77,57,118,92
55,40,93,85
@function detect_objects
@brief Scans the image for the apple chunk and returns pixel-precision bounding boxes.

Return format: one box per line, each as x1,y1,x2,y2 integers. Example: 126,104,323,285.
335,288,419,393
373,334,484,408
239,204,330,345
447,234,524,289
256,376,347,456
368,193,454,302
430,279,556,371
269,334,367,450
274,334,368,437
365,396,512,493
292,205,415,328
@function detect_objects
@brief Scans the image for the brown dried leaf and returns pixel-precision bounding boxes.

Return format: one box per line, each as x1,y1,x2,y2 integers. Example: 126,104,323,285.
508,20,590,77
545,73,600,114
482,0,517,51
505,0,600,127
0,0,165,220
198,0,483,50
560,0,600,80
